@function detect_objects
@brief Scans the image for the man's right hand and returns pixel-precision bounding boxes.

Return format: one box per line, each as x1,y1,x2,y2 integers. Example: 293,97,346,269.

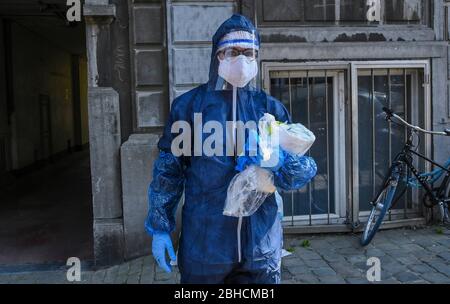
152,232,176,273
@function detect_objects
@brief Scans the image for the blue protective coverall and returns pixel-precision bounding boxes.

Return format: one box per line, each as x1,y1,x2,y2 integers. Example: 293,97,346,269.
145,14,317,284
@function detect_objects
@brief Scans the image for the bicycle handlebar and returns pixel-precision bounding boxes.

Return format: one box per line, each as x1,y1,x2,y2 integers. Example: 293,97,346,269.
382,107,450,137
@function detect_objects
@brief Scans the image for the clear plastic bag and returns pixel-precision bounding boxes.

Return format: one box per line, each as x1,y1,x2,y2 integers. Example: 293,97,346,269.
223,165,276,217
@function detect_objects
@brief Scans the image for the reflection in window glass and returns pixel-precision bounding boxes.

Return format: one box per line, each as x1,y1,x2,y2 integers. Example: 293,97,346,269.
339,0,367,22
357,69,423,213
270,76,335,218
385,0,422,23
305,0,336,22
258,0,429,25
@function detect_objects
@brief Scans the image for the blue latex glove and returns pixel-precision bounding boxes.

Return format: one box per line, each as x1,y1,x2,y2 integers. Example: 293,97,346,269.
236,129,285,172
152,232,176,273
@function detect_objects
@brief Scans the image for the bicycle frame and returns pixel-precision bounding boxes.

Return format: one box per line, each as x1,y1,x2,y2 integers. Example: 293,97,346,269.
391,130,450,208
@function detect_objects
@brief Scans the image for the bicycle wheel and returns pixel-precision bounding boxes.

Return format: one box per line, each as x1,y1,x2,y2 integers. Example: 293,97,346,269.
361,165,401,246
443,179,450,224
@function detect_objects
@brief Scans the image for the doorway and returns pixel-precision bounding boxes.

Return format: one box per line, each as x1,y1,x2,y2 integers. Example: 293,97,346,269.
0,1,93,267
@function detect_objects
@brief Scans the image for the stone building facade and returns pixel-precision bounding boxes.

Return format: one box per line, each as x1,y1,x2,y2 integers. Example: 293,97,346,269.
83,0,450,265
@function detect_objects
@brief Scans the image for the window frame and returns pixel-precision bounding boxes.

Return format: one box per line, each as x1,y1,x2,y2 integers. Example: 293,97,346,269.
252,0,431,27
350,60,432,226
261,60,431,228
262,62,349,226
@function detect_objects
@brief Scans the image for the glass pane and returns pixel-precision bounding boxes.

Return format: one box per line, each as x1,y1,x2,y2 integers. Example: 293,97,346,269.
305,0,336,22
271,74,335,218
307,77,335,215
259,0,429,25
340,0,368,22
357,74,374,211
290,77,309,217
262,0,302,22
358,69,419,213
385,0,422,24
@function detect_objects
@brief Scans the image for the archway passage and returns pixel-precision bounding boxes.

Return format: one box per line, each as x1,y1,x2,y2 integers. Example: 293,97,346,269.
0,1,93,266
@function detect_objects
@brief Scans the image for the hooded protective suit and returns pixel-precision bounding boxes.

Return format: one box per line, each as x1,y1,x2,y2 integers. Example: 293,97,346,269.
145,14,317,284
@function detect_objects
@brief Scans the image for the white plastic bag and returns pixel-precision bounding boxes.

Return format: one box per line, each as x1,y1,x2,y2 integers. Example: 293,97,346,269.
223,165,276,217
278,122,315,156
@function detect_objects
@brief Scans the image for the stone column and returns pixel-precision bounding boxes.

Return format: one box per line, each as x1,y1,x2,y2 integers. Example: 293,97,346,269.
84,1,125,266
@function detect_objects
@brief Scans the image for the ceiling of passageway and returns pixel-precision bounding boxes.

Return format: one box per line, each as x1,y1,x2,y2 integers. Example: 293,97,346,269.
0,0,68,17
0,1,85,55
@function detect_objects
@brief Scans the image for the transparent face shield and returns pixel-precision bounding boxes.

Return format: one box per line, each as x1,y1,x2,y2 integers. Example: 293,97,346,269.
208,29,260,92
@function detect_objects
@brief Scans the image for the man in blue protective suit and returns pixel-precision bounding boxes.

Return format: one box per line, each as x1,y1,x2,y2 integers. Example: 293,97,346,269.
145,14,317,284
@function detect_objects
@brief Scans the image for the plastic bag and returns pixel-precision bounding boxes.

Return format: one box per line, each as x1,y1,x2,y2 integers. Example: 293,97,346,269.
223,113,315,218
223,165,276,217
278,122,315,156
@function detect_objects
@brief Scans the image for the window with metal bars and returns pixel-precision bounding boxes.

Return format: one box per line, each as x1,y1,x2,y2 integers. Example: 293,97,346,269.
270,71,339,226
357,68,426,220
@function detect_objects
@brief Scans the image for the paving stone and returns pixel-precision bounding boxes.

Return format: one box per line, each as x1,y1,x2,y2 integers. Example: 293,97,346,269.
281,270,294,281
139,272,154,284
414,238,436,247
1,227,447,285
400,243,426,252
385,249,411,258
425,244,447,253
77,271,93,284
318,275,346,284
103,266,119,284
126,273,140,284
378,277,401,284
282,256,305,267
395,255,421,266
117,263,130,276
288,265,311,275
435,238,450,247
329,263,363,277
295,248,323,260
155,270,174,282
311,267,337,277
378,255,396,264
347,255,368,264
421,272,450,283
381,262,408,276
407,263,436,274
91,270,107,284
36,271,66,284
346,277,370,284
436,251,450,261
393,271,421,283
366,248,386,257
425,261,450,276
0,274,12,284
294,274,319,284
114,273,128,284
321,253,346,263
310,239,333,250
128,259,144,275
303,259,329,268
375,242,401,251
336,247,363,256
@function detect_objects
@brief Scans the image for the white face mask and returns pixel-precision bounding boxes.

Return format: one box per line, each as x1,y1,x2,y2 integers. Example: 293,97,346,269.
218,55,258,88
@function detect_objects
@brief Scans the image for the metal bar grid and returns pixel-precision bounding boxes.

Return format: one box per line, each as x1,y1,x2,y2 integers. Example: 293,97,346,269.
325,70,331,225
307,70,312,226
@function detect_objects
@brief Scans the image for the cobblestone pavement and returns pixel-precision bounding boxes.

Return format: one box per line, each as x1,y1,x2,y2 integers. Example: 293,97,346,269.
0,226,449,284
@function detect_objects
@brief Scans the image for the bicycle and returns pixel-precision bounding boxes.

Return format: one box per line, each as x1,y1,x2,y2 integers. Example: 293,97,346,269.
360,107,450,246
